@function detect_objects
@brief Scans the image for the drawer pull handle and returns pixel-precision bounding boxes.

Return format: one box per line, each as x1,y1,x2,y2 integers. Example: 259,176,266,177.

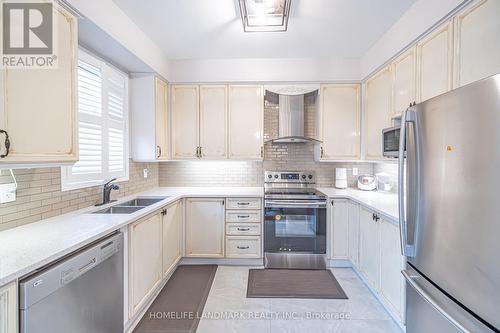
237,202,250,206
237,245,250,250
237,227,250,231
237,215,250,219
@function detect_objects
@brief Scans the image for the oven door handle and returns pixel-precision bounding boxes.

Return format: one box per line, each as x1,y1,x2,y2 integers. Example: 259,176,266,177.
265,201,326,208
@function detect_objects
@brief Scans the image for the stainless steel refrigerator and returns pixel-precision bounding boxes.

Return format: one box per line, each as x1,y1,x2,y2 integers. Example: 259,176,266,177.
398,74,500,333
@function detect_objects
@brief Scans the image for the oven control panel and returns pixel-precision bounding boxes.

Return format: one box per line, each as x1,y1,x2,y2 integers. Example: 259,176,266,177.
264,171,315,183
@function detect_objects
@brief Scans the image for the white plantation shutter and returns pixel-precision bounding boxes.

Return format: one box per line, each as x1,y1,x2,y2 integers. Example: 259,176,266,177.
62,50,129,191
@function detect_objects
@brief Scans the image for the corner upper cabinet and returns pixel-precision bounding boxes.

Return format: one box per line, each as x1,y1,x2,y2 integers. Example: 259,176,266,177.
453,0,500,88
319,84,360,161
363,66,392,161
392,47,416,117
130,75,169,161
228,85,264,160
0,3,77,164
199,85,227,159
416,21,454,102
171,85,199,160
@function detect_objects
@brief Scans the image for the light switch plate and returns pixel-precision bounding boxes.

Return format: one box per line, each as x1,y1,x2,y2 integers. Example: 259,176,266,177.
0,183,16,203
143,168,148,179
352,168,359,176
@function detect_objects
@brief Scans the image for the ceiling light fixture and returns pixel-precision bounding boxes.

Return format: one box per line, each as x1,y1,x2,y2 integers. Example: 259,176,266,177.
239,0,291,32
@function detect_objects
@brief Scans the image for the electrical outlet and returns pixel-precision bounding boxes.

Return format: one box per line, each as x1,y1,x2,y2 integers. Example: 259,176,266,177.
143,168,149,179
0,183,16,203
352,168,359,176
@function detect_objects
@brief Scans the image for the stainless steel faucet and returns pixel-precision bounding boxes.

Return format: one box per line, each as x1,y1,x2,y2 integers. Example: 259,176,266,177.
96,178,120,206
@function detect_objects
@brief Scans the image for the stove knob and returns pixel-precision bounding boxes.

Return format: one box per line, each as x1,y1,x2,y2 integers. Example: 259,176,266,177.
301,175,306,180
308,174,313,179
274,175,279,179
267,174,272,179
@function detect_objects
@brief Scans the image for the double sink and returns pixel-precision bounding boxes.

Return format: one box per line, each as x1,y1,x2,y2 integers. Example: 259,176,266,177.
92,197,168,214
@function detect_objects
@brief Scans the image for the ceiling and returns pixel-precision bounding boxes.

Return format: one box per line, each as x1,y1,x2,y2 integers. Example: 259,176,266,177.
112,0,416,60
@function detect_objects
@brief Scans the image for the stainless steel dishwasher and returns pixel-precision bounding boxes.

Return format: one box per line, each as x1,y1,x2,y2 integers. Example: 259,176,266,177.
19,232,124,333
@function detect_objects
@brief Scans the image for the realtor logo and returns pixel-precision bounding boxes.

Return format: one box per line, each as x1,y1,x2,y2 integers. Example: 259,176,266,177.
1,0,57,68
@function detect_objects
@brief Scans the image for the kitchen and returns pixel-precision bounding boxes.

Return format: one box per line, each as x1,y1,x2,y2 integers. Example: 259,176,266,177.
0,0,499,332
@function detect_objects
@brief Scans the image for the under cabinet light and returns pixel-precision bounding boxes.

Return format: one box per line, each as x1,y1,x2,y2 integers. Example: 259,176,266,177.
239,0,291,32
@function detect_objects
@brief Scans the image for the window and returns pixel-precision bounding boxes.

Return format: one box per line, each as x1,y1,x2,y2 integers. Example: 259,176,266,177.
61,50,129,191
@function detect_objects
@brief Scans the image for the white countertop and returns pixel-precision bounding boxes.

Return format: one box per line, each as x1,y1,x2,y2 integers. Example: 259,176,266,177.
0,186,397,286
0,187,262,286
318,187,399,223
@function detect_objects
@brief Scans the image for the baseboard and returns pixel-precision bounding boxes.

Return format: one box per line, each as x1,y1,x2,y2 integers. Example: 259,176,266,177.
179,257,264,266
327,259,353,268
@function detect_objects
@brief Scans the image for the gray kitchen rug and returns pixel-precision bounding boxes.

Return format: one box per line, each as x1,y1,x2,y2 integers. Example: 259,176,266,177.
133,265,217,333
247,269,348,299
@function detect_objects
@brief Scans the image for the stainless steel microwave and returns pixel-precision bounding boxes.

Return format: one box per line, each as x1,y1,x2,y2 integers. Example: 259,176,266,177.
383,126,405,158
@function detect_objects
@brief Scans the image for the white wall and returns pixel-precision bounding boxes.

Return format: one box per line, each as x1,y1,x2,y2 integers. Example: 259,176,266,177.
67,0,171,79
169,57,360,83
360,0,468,78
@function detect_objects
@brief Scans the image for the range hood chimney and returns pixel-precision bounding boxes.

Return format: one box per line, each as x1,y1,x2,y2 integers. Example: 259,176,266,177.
264,85,321,144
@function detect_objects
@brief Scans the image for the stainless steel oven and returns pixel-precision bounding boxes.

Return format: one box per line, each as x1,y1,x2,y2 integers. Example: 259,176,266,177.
383,126,405,158
263,171,327,269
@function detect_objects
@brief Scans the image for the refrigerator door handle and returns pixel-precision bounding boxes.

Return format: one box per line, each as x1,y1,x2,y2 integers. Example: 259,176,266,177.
399,108,416,257
403,270,481,333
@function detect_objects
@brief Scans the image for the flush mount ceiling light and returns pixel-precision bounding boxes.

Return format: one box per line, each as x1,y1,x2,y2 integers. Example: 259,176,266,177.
239,0,291,32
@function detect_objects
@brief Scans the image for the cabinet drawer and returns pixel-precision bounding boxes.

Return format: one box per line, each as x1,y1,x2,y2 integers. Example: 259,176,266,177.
226,198,261,210
226,210,261,223
226,223,261,236
225,236,261,258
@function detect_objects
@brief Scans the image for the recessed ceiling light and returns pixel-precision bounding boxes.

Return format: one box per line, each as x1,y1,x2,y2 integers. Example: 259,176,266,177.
239,0,291,32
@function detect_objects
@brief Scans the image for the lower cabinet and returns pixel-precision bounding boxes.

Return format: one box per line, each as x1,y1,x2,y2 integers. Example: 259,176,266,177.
380,220,406,322
226,236,261,258
129,212,163,317
348,201,360,268
162,200,183,277
185,198,225,257
225,198,262,259
359,207,382,291
0,282,17,333
331,199,349,259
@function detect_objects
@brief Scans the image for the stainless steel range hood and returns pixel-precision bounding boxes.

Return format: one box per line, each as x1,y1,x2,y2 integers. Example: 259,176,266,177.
264,85,321,144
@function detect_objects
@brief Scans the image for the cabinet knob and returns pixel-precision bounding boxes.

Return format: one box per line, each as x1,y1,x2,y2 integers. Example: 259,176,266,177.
156,145,161,158
237,228,250,231
237,245,250,250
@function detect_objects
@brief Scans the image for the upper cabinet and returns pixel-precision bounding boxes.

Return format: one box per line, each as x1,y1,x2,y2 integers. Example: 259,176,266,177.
199,85,227,159
131,75,170,161
363,66,392,161
392,47,416,117
0,3,77,164
453,0,500,87
228,85,264,160
416,21,454,102
171,85,199,160
319,84,361,161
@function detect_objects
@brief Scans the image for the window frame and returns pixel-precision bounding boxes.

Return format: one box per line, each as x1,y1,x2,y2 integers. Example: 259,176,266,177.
61,49,129,192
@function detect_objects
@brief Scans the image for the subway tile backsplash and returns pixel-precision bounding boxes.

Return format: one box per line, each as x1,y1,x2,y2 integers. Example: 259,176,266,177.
0,161,159,231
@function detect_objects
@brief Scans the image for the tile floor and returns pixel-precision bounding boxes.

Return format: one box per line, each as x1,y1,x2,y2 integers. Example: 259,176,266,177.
197,266,403,333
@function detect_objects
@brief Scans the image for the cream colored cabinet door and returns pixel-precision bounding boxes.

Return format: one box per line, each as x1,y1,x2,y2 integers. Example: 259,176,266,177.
331,199,349,259
348,201,360,268
172,85,199,159
359,207,381,291
0,282,17,333
454,0,500,87
199,85,227,159
392,48,416,117
0,3,77,164
364,66,392,160
320,84,360,160
380,220,406,321
228,85,263,160
129,212,162,317
185,198,224,257
155,78,169,160
416,21,454,102
162,200,183,277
